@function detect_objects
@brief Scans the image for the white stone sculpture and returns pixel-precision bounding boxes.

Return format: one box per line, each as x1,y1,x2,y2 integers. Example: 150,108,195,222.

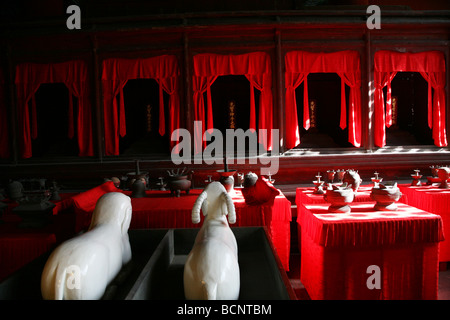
184,182,240,300
41,192,132,300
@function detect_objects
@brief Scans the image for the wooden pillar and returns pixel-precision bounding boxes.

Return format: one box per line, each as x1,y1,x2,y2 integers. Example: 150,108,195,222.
183,32,192,134
275,29,285,153
446,44,450,147
6,42,18,164
183,32,196,159
91,35,104,161
365,29,374,151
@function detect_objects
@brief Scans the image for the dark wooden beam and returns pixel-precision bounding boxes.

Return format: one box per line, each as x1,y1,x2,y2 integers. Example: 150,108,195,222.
5,42,18,164
183,32,192,134
1,148,449,190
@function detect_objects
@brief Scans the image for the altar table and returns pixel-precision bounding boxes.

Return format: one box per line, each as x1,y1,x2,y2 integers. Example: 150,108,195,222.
0,213,56,282
399,183,450,262
0,189,113,282
296,185,374,206
69,183,291,271
127,189,291,271
297,202,444,300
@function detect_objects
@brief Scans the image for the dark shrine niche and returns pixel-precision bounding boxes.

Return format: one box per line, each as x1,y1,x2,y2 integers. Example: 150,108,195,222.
209,75,253,132
294,73,352,148
119,78,171,156
31,83,79,158
386,72,433,146
208,75,264,156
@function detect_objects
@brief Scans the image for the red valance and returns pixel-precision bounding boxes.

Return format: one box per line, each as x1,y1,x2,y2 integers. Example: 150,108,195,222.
101,55,181,156
285,50,362,149
374,50,447,147
192,52,273,151
0,69,9,159
15,60,94,158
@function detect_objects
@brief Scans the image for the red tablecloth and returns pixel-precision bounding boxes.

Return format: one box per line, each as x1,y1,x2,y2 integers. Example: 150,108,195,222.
399,183,450,262
0,191,94,282
52,192,78,215
126,189,292,271
0,213,56,282
297,202,444,300
296,185,375,206
65,184,291,271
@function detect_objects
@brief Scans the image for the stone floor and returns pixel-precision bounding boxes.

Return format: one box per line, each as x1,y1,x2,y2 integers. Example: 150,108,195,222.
438,268,450,300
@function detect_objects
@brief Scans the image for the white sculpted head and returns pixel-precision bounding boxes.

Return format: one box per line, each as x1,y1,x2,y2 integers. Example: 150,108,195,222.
191,182,236,224
89,192,132,235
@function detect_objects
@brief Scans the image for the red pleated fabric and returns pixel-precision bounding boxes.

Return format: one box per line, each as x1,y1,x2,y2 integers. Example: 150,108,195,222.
14,60,94,158
374,50,447,147
192,52,274,151
285,50,362,149
399,183,450,261
101,55,181,155
67,185,291,271
297,201,444,299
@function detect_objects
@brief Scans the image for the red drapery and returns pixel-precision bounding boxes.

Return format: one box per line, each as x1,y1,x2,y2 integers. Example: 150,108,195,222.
374,50,447,147
0,69,9,159
15,60,94,158
285,50,362,149
101,55,181,156
192,52,274,151
398,184,450,262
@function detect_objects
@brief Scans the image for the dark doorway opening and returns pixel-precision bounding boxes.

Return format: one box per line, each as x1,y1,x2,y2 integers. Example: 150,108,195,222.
31,83,79,157
386,72,433,146
209,75,255,132
294,73,352,148
119,78,171,156
209,75,264,156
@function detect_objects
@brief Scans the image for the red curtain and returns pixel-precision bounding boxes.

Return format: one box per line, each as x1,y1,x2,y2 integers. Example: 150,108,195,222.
374,50,447,147
284,50,362,149
0,69,9,159
101,55,181,156
192,52,274,151
15,61,94,159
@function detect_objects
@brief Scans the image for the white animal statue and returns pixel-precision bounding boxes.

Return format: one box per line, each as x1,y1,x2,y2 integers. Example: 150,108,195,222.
41,192,132,300
183,182,240,300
